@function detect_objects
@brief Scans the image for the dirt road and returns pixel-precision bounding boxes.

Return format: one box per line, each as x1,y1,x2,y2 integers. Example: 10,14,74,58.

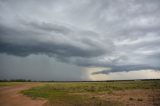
0,83,46,106
1,83,160,106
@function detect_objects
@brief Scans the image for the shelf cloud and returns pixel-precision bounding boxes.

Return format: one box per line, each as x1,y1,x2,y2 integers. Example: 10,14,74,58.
0,0,160,79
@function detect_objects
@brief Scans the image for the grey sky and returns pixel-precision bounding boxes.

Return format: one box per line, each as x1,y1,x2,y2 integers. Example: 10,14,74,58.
0,0,160,80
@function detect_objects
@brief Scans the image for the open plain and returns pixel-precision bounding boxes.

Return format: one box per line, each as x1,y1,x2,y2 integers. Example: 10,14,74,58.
0,80,160,106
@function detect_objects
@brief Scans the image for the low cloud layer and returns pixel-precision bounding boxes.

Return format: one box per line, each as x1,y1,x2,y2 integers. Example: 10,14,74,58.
92,65,160,75
0,0,160,76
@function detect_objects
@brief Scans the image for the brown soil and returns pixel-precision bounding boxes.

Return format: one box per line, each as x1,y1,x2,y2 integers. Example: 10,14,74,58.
97,89,160,106
0,83,46,106
1,83,160,106
65,89,160,106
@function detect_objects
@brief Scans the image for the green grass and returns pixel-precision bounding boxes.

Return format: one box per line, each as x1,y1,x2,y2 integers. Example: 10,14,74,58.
21,80,160,106
31,80,160,92
0,82,22,86
22,85,120,106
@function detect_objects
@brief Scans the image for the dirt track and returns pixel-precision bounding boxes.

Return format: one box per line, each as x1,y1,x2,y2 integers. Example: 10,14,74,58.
0,83,46,106
0,83,160,106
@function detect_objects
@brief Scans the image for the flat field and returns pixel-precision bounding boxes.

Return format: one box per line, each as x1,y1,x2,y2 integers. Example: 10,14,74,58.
0,80,160,106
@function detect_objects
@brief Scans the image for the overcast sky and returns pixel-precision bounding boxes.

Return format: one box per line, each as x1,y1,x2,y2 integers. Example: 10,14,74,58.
0,0,160,81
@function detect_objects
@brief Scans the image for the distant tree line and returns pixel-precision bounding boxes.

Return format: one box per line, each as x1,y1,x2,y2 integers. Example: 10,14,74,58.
0,79,159,82
0,79,32,82
0,79,56,82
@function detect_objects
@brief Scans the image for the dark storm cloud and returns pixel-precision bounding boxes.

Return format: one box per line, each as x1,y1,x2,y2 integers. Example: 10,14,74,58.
0,22,110,58
92,65,160,75
0,0,160,75
0,54,88,81
23,21,72,34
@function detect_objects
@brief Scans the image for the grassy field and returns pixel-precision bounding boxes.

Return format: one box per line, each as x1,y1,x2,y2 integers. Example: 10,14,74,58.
21,80,160,106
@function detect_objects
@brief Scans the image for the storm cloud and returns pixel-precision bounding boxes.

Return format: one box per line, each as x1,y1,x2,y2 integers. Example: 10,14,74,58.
0,0,160,78
92,65,160,75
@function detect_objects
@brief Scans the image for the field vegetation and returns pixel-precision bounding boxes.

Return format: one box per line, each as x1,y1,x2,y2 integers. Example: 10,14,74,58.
21,80,160,106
